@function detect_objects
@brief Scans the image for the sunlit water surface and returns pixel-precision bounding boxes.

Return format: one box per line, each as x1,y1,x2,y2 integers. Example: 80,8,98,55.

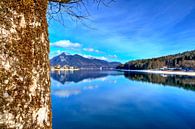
51,70,195,129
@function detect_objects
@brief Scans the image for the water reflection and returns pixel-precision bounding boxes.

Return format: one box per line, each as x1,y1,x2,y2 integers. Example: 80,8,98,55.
124,72,195,91
50,70,122,84
51,70,195,129
52,85,100,98
51,70,195,91
53,89,81,98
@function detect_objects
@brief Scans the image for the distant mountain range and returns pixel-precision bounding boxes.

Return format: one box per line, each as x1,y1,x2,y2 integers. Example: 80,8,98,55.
117,50,195,70
50,52,121,69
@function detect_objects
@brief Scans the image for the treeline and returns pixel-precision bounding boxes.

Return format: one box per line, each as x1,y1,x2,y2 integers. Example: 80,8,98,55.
124,72,195,91
117,50,195,70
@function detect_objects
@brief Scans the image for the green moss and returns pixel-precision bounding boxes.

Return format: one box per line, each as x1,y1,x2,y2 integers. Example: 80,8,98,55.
0,0,51,128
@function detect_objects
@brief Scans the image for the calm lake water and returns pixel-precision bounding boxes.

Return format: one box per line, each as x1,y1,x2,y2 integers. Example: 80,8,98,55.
51,70,195,129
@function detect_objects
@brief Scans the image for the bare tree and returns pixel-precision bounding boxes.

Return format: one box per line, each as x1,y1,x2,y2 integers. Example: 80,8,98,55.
0,0,113,128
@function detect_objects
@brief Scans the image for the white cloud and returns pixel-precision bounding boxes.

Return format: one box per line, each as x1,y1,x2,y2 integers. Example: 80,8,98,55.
51,40,81,48
83,48,102,53
109,55,118,59
97,56,108,60
80,54,93,59
80,54,108,61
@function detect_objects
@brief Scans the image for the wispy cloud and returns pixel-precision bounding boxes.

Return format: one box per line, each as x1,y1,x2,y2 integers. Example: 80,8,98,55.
83,48,102,53
51,40,81,48
108,55,118,59
97,56,108,60
49,0,195,62
80,54,108,61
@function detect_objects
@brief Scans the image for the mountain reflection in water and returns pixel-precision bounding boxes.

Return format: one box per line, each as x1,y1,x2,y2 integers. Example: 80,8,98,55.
51,70,195,129
51,70,195,91
50,70,123,84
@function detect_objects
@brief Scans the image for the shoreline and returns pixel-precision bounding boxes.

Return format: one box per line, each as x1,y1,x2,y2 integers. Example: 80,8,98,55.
51,69,80,71
119,69,195,76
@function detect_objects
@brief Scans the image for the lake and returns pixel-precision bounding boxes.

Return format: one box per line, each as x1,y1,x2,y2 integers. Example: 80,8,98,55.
51,70,195,129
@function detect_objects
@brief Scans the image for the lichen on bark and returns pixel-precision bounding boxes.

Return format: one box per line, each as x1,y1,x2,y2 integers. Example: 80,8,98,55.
0,0,52,128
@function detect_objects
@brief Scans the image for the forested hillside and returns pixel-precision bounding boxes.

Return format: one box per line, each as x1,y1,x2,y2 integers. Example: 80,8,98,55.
117,50,195,70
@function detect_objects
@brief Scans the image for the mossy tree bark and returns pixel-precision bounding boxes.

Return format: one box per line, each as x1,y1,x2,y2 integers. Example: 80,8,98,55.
0,0,51,128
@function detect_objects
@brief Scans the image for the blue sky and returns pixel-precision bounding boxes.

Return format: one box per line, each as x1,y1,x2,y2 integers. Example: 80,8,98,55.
48,0,195,63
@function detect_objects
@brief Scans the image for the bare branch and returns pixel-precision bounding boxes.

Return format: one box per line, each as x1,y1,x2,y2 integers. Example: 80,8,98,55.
49,0,81,4
49,0,71,3
47,0,115,28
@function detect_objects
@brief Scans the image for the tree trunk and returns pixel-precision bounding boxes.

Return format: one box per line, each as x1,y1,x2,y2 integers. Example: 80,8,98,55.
0,0,51,128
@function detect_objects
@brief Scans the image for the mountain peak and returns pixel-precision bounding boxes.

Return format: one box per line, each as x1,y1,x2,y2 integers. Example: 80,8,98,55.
50,53,121,69
60,52,70,56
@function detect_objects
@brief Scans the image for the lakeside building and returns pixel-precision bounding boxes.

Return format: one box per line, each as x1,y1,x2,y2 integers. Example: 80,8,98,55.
159,66,194,72
51,65,80,71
